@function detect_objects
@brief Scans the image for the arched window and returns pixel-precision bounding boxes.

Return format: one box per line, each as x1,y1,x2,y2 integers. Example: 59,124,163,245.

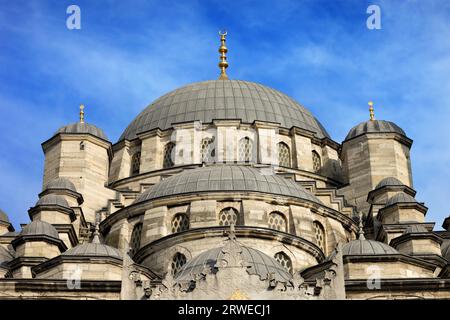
238,137,253,163
274,252,292,273
79,141,85,151
171,213,189,233
200,138,215,163
277,142,291,167
171,252,187,276
218,207,239,226
314,221,326,252
268,212,287,232
163,142,175,168
312,151,321,173
129,223,143,257
131,152,141,176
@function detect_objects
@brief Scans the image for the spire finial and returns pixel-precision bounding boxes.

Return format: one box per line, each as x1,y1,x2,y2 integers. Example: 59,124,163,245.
358,211,366,240
79,104,85,123
92,213,100,244
368,101,375,121
218,31,229,80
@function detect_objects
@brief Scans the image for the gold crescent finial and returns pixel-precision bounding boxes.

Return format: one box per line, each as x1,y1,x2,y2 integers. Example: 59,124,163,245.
79,104,85,123
218,30,229,80
368,101,375,121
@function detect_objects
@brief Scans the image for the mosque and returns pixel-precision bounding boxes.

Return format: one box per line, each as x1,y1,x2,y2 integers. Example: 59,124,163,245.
1,33,450,300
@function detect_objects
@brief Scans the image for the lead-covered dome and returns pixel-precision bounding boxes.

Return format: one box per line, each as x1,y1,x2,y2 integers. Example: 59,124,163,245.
56,122,108,141
134,165,322,205
175,245,292,283
20,220,60,239
44,177,77,193
342,239,399,256
345,120,406,141
62,243,122,260
120,80,329,141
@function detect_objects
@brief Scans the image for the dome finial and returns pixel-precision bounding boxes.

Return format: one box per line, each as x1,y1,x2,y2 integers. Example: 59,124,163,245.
218,30,229,80
368,101,375,121
79,104,85,124
358,211,366,240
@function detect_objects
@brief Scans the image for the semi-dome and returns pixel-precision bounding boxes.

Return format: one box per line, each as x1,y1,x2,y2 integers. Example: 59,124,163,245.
375,177,404,189
134,165,322,205
0,208,10,223
20,220,60,239
342,239,399,256
62,243,122,260
44,177,77,193
385,193,417,207
120,80,330,141
345,120,406,141
36,194,70,208
175,245,292,283
56,122,108,141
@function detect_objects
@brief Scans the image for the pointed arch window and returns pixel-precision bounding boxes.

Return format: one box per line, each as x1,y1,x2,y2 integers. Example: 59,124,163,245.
312,151,321,173
314,221,326,252
268,212,287,232
130,223,143,257
274,252,292,273
238,137,253,163
218,207,239,226
171,252,187,276
163,142,175,168
277,142,291,167
171,213,189,233
131,152,141,176
200,138,215,163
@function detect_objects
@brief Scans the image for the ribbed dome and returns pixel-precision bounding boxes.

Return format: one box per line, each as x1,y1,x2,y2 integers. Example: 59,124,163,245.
44,177,77,193
0,208,10,223
375,177,404,189
342,239,399,256
36,194,70,208
120,80,329,141
134,165,321,205
21,221,60,239
62,243,122,260
56,122,108,141
175,245,292,283
345,120,406,141
386,193,417,207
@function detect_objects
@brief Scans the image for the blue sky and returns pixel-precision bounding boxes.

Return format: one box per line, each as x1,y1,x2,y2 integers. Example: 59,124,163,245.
0,0,449,229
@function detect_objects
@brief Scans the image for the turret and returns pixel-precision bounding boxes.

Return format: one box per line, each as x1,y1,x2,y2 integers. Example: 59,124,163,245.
41,105,115,223
340,102,413,214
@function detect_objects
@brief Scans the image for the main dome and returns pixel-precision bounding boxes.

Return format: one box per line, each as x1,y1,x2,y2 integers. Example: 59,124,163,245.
120,80,330,141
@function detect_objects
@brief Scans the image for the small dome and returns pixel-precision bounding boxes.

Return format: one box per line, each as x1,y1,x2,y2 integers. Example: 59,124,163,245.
0,208,10,223
36,194,70,208
342,239,398,256
62,243,122,260
56,122,108,141
175,245,292,283
44,177,77,193
385,193,417,207
135,165,322,205
21,221,60,239
0,246,14,267
375,177,404,189
345,120,406,141
403,225,428,234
